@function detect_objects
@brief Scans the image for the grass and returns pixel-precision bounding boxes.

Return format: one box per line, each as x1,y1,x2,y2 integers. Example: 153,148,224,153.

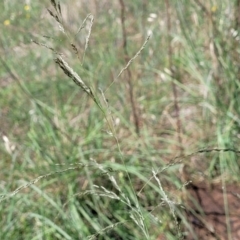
1,0,240,239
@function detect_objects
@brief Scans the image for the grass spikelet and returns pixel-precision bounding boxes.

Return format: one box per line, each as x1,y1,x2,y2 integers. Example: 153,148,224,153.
87,221,128,240
54,55,91,94
105,34,151,92
47,9,59,23
76,13,92,35
32,39,60,55
57,2,61,15
54,55,105,113
82,14,94,63
50,0,57,10
117,34,151,78
70,43,79,56
47,7,65,34
138,147,240,196
50,0,62,17
0,164,87,203
152,169,181,237
90,159,149,238
91,159,122,192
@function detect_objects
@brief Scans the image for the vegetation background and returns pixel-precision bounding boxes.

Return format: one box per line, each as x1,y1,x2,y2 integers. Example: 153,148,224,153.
1,0,240,239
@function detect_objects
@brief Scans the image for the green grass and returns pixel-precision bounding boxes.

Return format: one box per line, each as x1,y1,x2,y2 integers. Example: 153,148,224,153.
1,0,240,239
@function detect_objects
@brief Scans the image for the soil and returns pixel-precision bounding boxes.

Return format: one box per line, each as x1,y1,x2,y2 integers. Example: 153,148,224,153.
183,180,240,240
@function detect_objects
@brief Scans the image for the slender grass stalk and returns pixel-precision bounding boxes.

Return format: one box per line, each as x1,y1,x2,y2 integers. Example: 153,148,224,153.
118,0,140,136
165,0,183,153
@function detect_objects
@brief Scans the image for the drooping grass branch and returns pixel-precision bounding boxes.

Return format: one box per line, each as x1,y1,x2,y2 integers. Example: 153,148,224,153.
138,147,240,196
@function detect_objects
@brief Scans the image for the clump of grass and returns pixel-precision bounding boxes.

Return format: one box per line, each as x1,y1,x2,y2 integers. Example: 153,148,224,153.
34,0,152,238
2,0,240,239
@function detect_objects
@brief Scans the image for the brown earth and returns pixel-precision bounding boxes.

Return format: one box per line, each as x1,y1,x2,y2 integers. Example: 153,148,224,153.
183,181,240,240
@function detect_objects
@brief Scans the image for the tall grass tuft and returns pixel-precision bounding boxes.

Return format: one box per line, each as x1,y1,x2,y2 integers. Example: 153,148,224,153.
1,0,240,239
